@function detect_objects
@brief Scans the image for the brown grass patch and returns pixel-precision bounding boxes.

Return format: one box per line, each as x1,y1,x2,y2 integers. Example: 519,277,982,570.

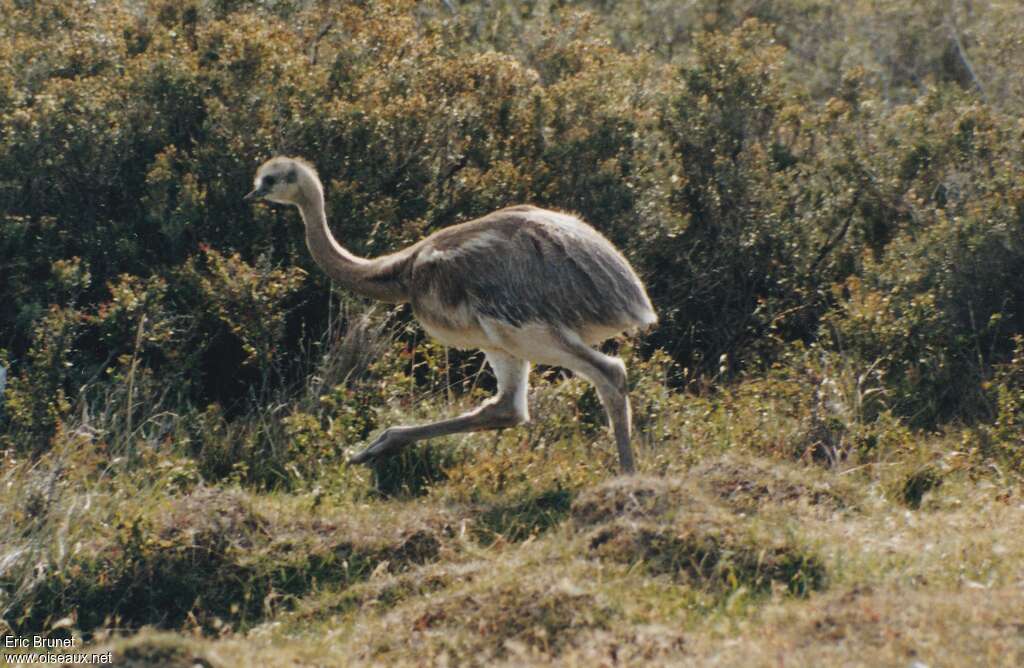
692,455,856,514
572,476,826,596
345,557,619,666
103,632,216,668
687,585,1024,667
570,475,687,527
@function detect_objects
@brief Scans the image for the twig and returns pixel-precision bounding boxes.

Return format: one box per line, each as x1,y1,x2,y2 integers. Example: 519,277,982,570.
809,193,859,278
308,20,335,66
125,314,146,457
946,2,988,102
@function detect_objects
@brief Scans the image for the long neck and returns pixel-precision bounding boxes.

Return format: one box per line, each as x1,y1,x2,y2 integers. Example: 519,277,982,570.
295,184,410,303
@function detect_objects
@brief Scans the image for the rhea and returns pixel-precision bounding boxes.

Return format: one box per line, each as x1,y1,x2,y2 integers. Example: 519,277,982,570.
245,157,656,473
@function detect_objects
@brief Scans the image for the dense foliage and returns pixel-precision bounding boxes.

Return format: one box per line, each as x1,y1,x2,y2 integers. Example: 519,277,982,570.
2,0,1024,475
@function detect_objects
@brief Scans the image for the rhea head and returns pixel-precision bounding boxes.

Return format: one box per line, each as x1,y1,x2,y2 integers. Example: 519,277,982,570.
244,156,321,206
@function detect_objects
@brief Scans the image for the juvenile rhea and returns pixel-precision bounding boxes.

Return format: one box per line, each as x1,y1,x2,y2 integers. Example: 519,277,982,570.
245,157,656,473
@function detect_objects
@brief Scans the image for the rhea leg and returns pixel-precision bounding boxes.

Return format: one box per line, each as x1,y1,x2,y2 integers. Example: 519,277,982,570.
556,334,635,474
348,350,530,465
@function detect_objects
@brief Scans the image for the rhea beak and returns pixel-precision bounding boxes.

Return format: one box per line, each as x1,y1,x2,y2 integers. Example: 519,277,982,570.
243,188,263,202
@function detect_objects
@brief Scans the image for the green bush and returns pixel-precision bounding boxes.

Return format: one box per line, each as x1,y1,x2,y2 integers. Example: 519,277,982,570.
2,0,1024,482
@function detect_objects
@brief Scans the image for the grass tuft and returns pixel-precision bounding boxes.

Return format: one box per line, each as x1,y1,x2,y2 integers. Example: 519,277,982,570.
105,632,216,668
346,560,620,665
575,475,826,596
693,455,857,514
898,465,944,509
474,488,574,543
5,487,458,635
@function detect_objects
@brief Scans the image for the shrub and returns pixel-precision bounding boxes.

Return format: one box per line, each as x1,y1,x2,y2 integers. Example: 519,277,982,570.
2,0,1024,478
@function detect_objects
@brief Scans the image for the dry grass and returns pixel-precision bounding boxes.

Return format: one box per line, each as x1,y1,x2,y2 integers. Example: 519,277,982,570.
9,449,1008,668
3,370,1022,667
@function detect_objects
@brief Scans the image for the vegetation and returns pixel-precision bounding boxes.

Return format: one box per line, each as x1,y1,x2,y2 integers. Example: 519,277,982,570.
2,0,1023,664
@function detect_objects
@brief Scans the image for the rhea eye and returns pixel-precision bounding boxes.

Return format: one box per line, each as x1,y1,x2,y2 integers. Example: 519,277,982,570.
263,175,276,188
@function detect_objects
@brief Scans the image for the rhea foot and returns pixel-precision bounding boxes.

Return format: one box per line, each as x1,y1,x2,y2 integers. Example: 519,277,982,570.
348,427,413,465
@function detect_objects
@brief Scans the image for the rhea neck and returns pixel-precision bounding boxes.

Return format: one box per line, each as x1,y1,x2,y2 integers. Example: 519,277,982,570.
291,177,410,303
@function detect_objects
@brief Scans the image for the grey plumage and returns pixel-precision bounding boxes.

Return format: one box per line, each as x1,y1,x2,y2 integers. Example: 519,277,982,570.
408,206,654,335
246,157,656,473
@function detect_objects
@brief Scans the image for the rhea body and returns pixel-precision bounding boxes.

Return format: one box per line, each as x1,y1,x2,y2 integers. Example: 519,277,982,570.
246,157,656,473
